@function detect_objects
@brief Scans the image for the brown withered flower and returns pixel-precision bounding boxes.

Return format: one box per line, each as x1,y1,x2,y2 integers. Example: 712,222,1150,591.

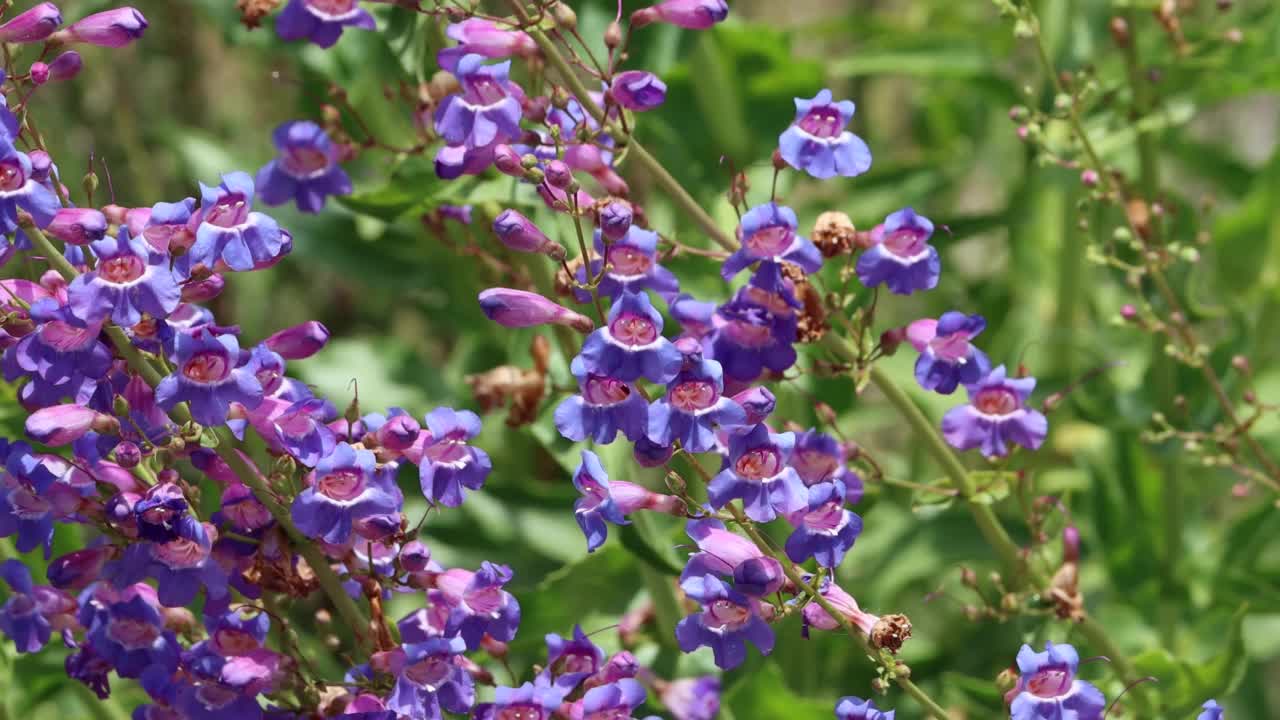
870,613,913,653
466,336,549,428
812,210,857,258
235,0,280,29
781,263,828,342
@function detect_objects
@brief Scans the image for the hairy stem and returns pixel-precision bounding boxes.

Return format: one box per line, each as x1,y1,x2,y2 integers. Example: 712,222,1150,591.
22,221,374,654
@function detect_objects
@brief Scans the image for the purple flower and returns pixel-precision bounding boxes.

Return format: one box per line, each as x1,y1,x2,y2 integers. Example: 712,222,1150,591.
633,0,729,30
855,208,939,295
256,121,353,213
579,679,648,719
729,386,775,425
68,228,180,326
708,296,797,382
0,134,60,238
571,450,674,553
141,197,196,254
435,54,522,155
3,300,113,409
479,288,594,333
176,679,264,720
65,7,147,48
387,635,475,718
155,329,264,426
1009,642,1106,720
179,172,287,275
835,696,895,720
438,18,537,72
790,429,863,500
264,321,330,360
0,449,58,557
0,3,62,44
435,561,521,649
723,203,822,280
647,357,746,452
577,290,682,384
907,312,991,394
1198,700,1224,720
108,524,229,608
545,624,605,692
675,574,773,670
49,50,81,80
554,357,648,444
0,559,74,653
778,90,871,180
575,226,680,303
86,595,180,678
276,0,374,49
611,71,667,111
784,481,861,568
24,403,108,446
474,674,565,720
272,398,338,466
291,442,400,544
47,207,108,245
416,407,492,507
133,482,200,544
942,365,1048,458
660,676,720,720
707,424,806,522
681,518,783,597
492,209,565,259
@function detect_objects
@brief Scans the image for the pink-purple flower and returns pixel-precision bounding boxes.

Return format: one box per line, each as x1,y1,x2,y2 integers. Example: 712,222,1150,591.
275,0,374,48
941,365,1048,458
855,208,940,295
778,90,872,180
907,312,991,394
256,121,352,213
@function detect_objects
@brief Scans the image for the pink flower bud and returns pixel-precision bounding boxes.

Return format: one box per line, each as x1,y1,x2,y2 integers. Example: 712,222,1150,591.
46,208,107,245
400,540,433,572
264,320,330,360
610,70,667,111
632,0,728,30
493,144,524,177
124,207,150,238
65,7,147,48
545,159,573,189
445,19,537,59
181,273,225,303
114,441,142,468
27,151,52,182
26,403,111,445
478,288,594,334
48,50,81,80
0,3,63,44
29,62,49,85
492,209,565,259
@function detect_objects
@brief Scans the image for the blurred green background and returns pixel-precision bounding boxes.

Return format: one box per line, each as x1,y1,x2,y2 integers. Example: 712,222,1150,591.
4,0,1280,718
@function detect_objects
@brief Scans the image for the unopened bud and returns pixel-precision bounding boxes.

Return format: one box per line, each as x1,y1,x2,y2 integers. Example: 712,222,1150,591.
604,20,622,48
478,288,594,334
771,148,787,171
1109,16,1130,47
960,566,978,588
82,171,99,201
1231,355,1250,374
879,327,907,356
551,2,577,29
29,62,49,86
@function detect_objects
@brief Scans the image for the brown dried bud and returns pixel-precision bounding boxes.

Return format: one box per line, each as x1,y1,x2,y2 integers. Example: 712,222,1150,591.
429,70,460,103
1231,355,1250,374
551,2,578,29
235,0,280,29
466,364,547,428
604,21,622,49
869,613,912,653
811,211,856,258
315,608,332,625
771,148,788,172
531,335,552,375
960,566,978,588
1109,16,1131,47
878,327,907,357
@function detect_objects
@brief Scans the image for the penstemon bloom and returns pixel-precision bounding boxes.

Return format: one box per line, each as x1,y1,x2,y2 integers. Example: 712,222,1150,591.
941,365,1048,458
256,121,352,213
855,207,940,295
1008,642,1106,720
275,0,374,48
907,311,991,394
778,89,872,180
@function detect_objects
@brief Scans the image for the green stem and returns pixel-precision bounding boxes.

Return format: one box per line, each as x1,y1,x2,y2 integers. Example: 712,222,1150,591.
509,2,736,252
22,221,373,654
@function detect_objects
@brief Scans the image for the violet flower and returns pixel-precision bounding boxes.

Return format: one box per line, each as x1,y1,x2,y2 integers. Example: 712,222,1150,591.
435,561,521,649
723,202,823,281
707,424,807,522
855,208,940,295
646,357,746,453
778,90,872,180
155,328,264,426
675,574,773,670
1009,642,1106,720
256,121,352,213
835,696,895,720
291,442,400,544
941,365,1048,458
387,635,475,718
554,357,649,445
179,172,288,275
575,226,680,303
416,407,492,508
276,0,374,48
907,312,991,394
577,290,682,384
68,228,181,326
784,481,862,568
611,71,667,111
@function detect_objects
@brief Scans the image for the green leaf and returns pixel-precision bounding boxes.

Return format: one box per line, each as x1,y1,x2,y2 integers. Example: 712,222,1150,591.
1133,605,1249,716
724,661,833,720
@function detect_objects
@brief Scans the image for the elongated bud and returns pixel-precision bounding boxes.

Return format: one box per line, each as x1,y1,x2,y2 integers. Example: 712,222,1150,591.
46,208,107,245
604,20,622,48
492,209,565,260
29,62,50,85
64,7,148,48
598,200,633,241
47,547,110,590
632,0,728,30
0,3,63,44
26,404,115,445
181,273,225,303
264,320,330,360
493,144,524,177
478,288,594,334
48,50,82,80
